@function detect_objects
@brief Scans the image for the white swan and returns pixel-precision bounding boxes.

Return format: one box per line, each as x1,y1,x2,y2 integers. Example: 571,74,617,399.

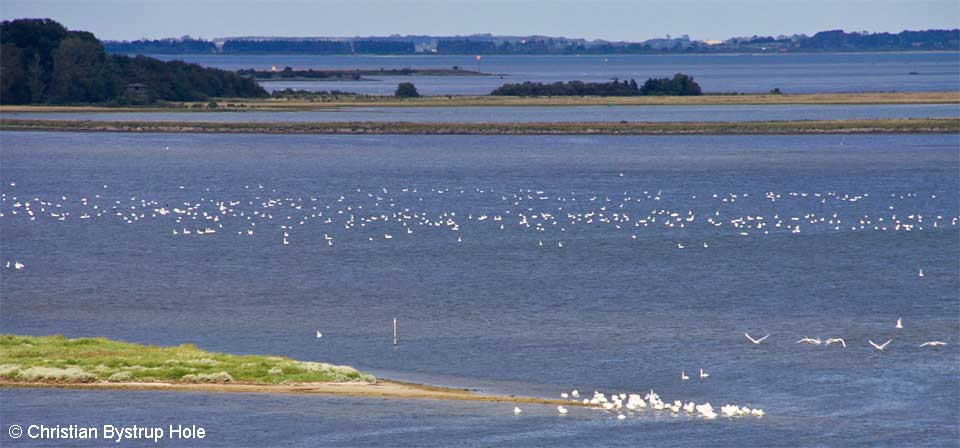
513,407,522,414
869,339,892,351
895,318,903,329
681,370,689,380
557,406,568,415
797,337,822,345
316,331,322,338
699,368,709,379
919,341,946,347
825,338,846,348
745,333,770,344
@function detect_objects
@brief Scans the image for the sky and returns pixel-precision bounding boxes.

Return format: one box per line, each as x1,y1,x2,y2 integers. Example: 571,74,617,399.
2,0,958,42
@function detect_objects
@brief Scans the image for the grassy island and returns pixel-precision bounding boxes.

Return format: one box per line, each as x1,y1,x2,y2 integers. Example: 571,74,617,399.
0,334,374,385
0,334,583,405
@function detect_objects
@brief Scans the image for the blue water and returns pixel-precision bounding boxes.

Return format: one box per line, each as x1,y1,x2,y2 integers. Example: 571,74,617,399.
151,52,960,95
1,131,958,446
3,103,959,123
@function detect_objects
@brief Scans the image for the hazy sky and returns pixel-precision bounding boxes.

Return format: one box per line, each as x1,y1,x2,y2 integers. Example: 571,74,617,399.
3,0,957,41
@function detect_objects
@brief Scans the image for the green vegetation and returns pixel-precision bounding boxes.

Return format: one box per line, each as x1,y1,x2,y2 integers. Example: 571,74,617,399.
395,82,420,98
0,19,267,105
492,74,701,96
0,334,375,384
2,118,955,136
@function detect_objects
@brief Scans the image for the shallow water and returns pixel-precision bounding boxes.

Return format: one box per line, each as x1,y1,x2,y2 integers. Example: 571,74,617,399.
150,52,960,95
4,103,959,123
1,131,958,446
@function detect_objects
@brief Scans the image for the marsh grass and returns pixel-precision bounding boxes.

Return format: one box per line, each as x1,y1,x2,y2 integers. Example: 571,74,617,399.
1,117,956,135
0,334,375,384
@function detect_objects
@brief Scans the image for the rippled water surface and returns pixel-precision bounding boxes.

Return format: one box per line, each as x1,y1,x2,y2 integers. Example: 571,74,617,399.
1,131,958,446
150,52,960,95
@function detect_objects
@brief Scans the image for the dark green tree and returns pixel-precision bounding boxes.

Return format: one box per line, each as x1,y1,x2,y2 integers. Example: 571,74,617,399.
395,82,420,98
0,43,28,103
50,38,115,103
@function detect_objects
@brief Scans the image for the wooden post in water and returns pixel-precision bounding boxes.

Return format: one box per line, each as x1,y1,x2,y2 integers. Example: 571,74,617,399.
393,318,398,346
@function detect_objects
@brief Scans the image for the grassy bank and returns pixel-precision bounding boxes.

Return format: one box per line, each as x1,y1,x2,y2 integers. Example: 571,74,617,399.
2,118,957,135
0,91,957,113
0,334,585,405
0,334,374,385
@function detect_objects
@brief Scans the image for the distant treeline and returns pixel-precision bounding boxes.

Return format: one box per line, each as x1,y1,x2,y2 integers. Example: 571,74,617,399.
106,39,416,55
1,19,267,104
104,38,216,54
491,74,702,96
104,29,958,55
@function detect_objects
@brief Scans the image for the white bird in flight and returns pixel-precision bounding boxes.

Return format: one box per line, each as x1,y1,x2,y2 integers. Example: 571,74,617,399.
869,339,892,351
919,341,946,347
825,338,846,348
744,333,770,344
797,337,822,345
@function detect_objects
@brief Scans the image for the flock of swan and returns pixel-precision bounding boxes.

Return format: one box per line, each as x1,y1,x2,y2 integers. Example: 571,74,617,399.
1,183,955,260
746,316,948,350
2,181,953,425
515,315,949,421
512,389,765,421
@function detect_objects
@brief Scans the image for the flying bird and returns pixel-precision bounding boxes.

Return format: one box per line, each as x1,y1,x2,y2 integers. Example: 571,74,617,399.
919,341,946,347
825,338,846,348
744,333,770,344
869,339,892,351
797,337,822,345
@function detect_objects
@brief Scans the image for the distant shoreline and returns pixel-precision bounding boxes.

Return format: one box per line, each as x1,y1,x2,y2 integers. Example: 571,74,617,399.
2,118,957,135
